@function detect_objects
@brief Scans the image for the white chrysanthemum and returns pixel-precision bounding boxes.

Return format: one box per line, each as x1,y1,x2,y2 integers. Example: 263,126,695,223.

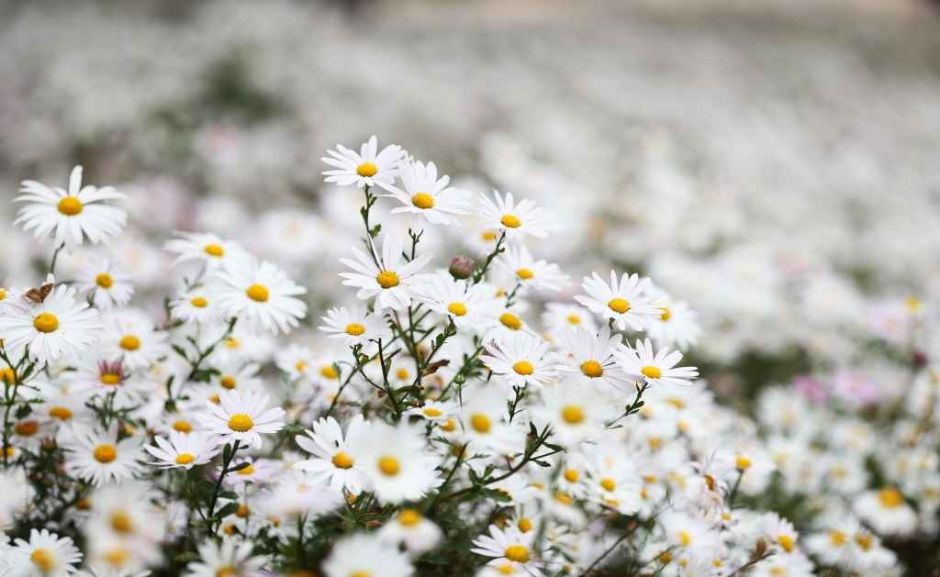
378,508,443,557
477,190,549,240
322,533,414,577
100,309,168,371
346,421,442,504
60,424,145,486
322,135,405,189
471,525,543,577
319,306,390,348
414,272,500,329
75,259,134,310
339,236,432,311
542,303,597,335
146,431,218,469
0,283,101,365
556,326,632,390
575,271,657,331
0,468,32,531
164,231,246,272
379,160,468,225
214,257,307,334
170,286,220,324
535,384,615,447
615,339,699,387
5,529,82,577
184,539,266,577
481,333,559,389
197,390,285,449
15,166,126,248
496,244,568,293
294,415,371,494
854,487,918,537
84,480,165,566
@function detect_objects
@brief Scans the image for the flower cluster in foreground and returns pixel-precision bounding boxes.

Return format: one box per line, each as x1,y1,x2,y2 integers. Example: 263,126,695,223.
0,138,933,577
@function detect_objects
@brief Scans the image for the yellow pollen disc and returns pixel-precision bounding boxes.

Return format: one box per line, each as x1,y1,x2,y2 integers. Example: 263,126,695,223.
658,551,673,564
422,407,442,417
441,418,456,432
512,360,534,376
678,530,692,546
172,420,193,433
33,312,59,334
220,375,237,389
470,413,492,433
356,162,378,177
0,288,5,300
828,530,847,546
482,230,498,242
500,214,522,229
905,296,922,313
57,196,84,216
349,572,372,577
518,518,534,533
295,360,308,374
516,268,534,280
1,367,14,385
119,335,141,351
566,313,581,325
103,547,129,567
563,468,580,483
659,307,672,321
504,544,530,563
111,511,134,534
395,368,410,380
236,503,249,518
237,464,255,476
31,548,55,572
607,298,630,314
855,533,873,550
735,456,752,471
376,270,400,289
15,420,39,436
378,455,400,476
580,360,604,378
227,413,254,432
777,534,795,553
49,406,73,421
96,273,114,289
600,477,616,492
345,322,366,336
641,366,662,379
398,508,422,526
190,296,208,308
94,444,118,463
204,243,225,257
216,566,238,577
209,394,221,404
878,487,904,508
175,453,196,465
245,283,269,302
320,365,339,379
225,338,240,349
561,405,585,424
500,312,523,330
100,373,122,386
332,451,354,469
447,302,468,317
411,192,435,209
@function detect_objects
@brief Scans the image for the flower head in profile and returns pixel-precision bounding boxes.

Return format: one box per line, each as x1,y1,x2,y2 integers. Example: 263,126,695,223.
15,166,126,248
198,390,285,449
164,232,246,272
319,306,390,348
323,533,414,577
146,431,219,470
472,525,543,577
477,190,549,240
380,160,468,225
322,135,405,189
615,339,699,387
214,257,307,334
481,333,559,390
183,539,266,577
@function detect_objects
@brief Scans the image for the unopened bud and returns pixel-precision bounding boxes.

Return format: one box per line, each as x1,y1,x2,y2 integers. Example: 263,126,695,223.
449,256,475,279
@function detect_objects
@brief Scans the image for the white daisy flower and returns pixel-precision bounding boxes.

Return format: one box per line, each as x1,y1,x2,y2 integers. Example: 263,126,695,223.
0,283,100,365
322,135,405,189
496,244,568,293
15,166,126,248
274,344,315,380
556,326,632,390
854,487,918,537
164,232,246,272
481,333,559,390
84,481,165,560
378,508,443,557
319,306,390,348
615,339,699,387
183,539,266,577
477,190,549,240
170,286,220,324
346,421,442,504
5,529,82,577
379,160,468,225
145,431,219,469
536,384,616,447
294,415,371,495
414,272,500,329
100,309,168,371
471,525,543,577
75,259,134,310
458,383,526,457
214,257,307,334
339,236,432,311
197,389,285,449
575,271,658,331
541,303,597,334
323,533,413,577
59,424,145,486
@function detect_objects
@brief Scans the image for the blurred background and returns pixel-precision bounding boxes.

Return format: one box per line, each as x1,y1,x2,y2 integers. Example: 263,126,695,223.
1,0,939,391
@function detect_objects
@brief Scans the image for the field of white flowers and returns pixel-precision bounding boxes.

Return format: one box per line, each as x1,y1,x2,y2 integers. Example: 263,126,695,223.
0,1,939,576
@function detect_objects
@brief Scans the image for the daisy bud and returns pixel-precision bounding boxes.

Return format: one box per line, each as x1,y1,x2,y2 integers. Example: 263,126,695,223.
449,256,475,279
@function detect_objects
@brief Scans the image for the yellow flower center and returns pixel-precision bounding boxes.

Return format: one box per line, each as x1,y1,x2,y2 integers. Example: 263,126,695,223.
447,302,468,317
103,547,129,568
94,444,118,463
173,420,193,433
204,243,225,257
470,413,492,433
100,373,122,386
228,413,254,432
422,407,442,417
441,418,456,432
411,192,435,209
245,283,269,302
855,533,873,551
608,298,630,314
395,368,410,380
57,196,84,216
220,375,237,390
349,572,372,577
175,453,196,465
563,468,580,483
345,323,366,336
512,360,534,376
31,548,55,572
33,312,59,334
580,360,604,378
111,511,134,534
320,365,339,379
600,477,616,492
119,335,141,351
237,464,255,476
518,518,534,533
504,544,530,563
499,312,523,330
15,420,39,436
49,406,73,421
828,530,847,546
777,534,795,553
561,405,585,424
566,313,581,325
0,288,5,301
356,162,378,177
735,456,752,471
398,508,423,526
500,214,522,229
516,268,534,280
332,451,354,469
190,296,208,308
96,273,114,289
216,567,238,577
878,487,904,509
641,366,662,379
678,530,692,546
482,230,498,242
378,455,400,476
295,360,308,374
376,270,400,289
659,307,672,321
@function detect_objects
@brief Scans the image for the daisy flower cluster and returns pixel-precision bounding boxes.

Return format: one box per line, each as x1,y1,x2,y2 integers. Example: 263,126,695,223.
0,138,929,577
